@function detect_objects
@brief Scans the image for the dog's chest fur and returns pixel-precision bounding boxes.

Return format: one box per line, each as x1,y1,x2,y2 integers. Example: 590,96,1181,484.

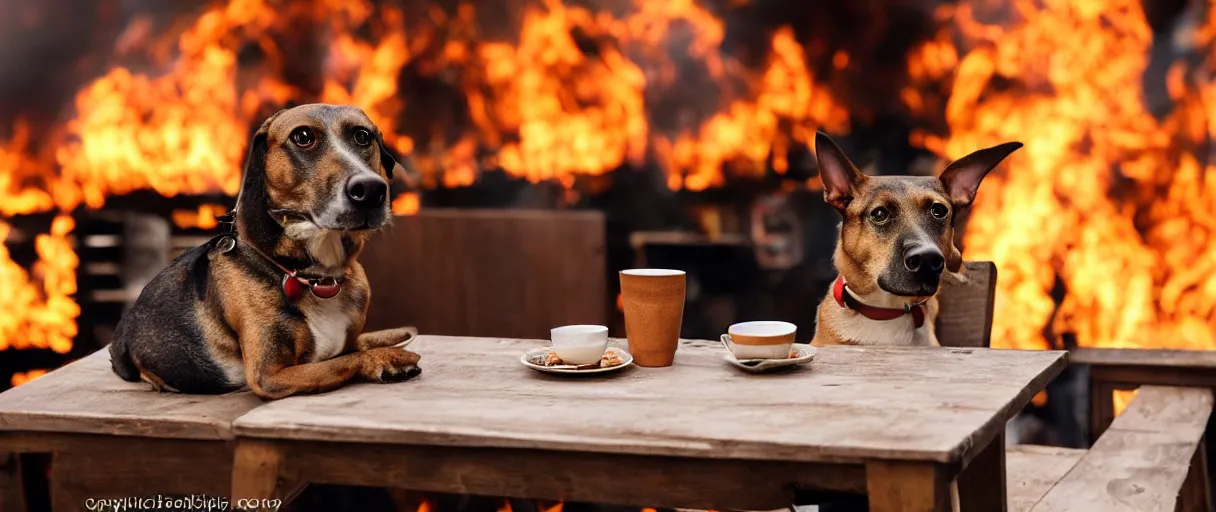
300,296,353,362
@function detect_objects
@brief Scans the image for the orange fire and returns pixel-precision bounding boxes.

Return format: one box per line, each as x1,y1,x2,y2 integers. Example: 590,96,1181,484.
657,26,848,191
1,0,1214,385
391,192,421,216
171,203,229,230
9,369,48,387
906,0,1216,351
0,216,78,355
414,499,562,512
1112,388,1139,417
0,0,847,369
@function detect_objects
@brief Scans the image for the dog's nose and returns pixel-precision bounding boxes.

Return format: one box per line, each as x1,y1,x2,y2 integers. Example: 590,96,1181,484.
346,175,387,207
904,245,945,273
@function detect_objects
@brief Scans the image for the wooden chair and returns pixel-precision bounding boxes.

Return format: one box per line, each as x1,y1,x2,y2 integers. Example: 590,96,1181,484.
360,209,609,339
933,262,1086,511
936,262,1214,512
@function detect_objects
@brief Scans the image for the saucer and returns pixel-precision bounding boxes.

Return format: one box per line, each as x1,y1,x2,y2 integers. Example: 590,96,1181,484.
521,347,633,375
722,342,816,373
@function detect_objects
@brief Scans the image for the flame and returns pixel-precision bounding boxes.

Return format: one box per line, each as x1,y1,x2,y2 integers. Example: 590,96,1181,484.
172,204,229,230
4,0,1208,378
391,192,421,216
0,216,78,354
907,0,1216,350
657,26,849,190
10,369,48,387
417,500,431,512
0,120,55,217
0,0,852,364
1112,388,1139,417
474,0,648,184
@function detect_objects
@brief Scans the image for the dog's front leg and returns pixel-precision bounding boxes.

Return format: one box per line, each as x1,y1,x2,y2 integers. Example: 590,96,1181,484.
241,326,421,400
354,326,418,351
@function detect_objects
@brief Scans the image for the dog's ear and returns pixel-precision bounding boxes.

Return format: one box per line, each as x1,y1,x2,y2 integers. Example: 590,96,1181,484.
938,142,1022,208
235,110,283,206
375,131,402,180
814,132,867,211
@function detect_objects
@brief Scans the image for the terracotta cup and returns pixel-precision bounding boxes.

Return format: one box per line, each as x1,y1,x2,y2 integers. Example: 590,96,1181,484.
619,269,686,367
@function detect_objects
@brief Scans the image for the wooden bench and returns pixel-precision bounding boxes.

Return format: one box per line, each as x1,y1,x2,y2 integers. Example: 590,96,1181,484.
936,263,1215,511
0,349,264,511
1031,385,1213,511
1071,348,1216,443
1005,445,1087,512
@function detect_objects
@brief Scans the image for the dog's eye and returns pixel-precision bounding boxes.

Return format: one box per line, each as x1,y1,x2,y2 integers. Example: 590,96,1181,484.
290,127,316,148
353,128,372,146
930,203,949,219
869,207,891,224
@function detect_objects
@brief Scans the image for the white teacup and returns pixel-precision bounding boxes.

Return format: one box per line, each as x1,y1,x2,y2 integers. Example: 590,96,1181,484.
722,321,797,360
550,325,609,365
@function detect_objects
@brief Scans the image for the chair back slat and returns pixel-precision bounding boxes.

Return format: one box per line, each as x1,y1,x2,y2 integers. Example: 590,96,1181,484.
936,261,998,348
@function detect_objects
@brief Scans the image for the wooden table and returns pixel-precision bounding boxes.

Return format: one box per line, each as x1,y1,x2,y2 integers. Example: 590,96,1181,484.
0,349,264,511
231,336,1066,512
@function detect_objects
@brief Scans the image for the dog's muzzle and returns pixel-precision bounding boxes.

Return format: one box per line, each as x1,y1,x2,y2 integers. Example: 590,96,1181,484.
878,242,945,296
346,174,388,210
903,245,945,276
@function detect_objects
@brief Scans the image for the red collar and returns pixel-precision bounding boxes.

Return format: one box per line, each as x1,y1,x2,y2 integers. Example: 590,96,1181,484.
211,212,342,303
832,276,926,328
238,238,343,303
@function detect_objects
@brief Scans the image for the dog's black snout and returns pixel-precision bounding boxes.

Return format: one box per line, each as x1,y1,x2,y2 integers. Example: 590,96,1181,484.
346,174,388,208
904,245,945,273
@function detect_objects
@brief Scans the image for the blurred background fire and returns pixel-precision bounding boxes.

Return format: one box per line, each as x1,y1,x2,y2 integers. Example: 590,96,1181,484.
0,0,1213,445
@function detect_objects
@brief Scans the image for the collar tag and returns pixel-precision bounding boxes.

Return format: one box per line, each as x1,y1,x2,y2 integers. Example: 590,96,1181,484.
215,236,236,254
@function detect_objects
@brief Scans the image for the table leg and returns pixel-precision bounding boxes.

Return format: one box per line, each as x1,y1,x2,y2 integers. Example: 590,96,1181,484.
955,432,1006,512
866,460,951,512
232,439,283,511
1089,380,1120,444
1178,438,1213,512
48,453,89,512
0,452,26,512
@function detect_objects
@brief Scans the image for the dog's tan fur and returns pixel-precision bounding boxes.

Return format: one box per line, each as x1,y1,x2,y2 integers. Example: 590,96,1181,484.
810,132,1021,348
110,104,422,399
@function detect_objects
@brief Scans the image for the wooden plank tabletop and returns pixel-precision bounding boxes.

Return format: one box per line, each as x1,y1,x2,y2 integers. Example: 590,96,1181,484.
234,336,1066,464
0,349,262,440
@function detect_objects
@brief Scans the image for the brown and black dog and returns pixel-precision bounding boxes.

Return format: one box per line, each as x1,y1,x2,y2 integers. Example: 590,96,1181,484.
109,104,422,399
810,132,1021,347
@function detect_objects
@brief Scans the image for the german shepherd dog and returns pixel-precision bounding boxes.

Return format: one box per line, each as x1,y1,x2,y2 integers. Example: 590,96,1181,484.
110,104,423,399
809,132,1021,347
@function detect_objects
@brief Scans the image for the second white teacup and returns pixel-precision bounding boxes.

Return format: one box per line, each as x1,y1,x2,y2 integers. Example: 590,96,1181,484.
723,321,797,360
551,325,609,365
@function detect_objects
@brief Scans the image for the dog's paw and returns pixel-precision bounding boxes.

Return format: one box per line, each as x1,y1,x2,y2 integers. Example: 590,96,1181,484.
360,347,422,383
